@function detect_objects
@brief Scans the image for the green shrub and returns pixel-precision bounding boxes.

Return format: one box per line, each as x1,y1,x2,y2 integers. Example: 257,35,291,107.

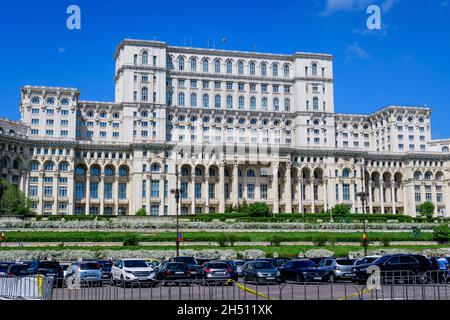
312,234,328,246
216,234,228,247
331,204,351,217
135,208,147,217
433,224,449,243
123,233,140,246
380,234,391,247
268,235,286,246
248,203,271,217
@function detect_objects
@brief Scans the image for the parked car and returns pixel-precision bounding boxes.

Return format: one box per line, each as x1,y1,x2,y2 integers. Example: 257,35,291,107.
275,258,291,267
96,260,113,280
255,258,282,268
60,263,71,278
65,261,103,285
0,262,14,276
154,262,192,284
195,258,211,266
200,261,235,283
19,260,64,287
309,257,330,267
279,259,327,282
353,256,382,267
352,254,436,284
111,259,155,285
6,263,28,276
169,257,202,278
222,260,238,281
242,261,282,283
318,258,355,283
233,260,247,277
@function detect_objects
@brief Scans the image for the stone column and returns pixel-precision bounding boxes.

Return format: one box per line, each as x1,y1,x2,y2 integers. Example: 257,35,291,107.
310,178,315,214
21,171,28,196
68,174,74,215
391,180,396,215
351,179,356,214
53,173,59,216
272,163,279,214
444,181,450,217
369,181,374,214
37,172,44,216
432,182,438,216
99,175,105,215
160,175,165,216
85,174,91,215
219,162,225,213
232,162,239,207
115,175,120,215
298,178,303,214
339,181,344,204
285,163,292,213
205,174,210,214
323,178,328,212
380,180,385,214
191,174,196,215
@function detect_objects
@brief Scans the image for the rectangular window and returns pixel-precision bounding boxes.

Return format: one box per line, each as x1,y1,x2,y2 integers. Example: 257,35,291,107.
195,183,202,199
90,182,99,199
151,205,159,216
142,181,146,197
75,182,85,199
181,182,188,199
104,183,113,199
238,184,243,199
59,186,67,198
260,184,268,199
247,184,255,199
151,180,159,198
208,183,215,199
119,183,127,199
29,186,38,197
343,184,350,201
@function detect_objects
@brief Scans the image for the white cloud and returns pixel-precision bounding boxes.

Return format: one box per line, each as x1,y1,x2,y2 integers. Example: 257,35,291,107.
442,0,449,7
58,47,66,54
319,0,398,16
352,24,389,37
345,42,371,62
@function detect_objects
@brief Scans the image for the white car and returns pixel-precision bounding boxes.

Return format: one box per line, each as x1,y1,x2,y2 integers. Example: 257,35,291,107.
111,259,155,284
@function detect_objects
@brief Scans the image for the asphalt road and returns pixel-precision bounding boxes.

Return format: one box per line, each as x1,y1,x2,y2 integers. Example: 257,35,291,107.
50,280,450,301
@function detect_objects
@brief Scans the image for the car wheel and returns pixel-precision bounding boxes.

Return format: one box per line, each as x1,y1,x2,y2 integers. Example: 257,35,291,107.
416,272,428,284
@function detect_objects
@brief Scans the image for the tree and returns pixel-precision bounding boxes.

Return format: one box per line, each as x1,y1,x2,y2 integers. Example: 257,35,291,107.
331,203,351,217
248,202,270,217
0,184,32,216
419,201,435,219
433,224,449,244
135,208,147,216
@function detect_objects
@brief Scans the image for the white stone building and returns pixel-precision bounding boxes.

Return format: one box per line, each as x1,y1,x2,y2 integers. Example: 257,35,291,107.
0,39,449,217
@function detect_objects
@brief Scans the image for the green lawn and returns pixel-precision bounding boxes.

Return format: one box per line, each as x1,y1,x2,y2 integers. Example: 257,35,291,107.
1,231,435,243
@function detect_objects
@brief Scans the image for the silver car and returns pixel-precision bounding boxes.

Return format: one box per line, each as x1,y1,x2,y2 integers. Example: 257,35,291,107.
65,261,103,285
200,261,234,283
318,258,356,283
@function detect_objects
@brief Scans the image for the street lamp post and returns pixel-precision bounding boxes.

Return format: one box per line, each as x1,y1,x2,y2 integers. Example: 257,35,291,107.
170,164,181,257
357,159,369,256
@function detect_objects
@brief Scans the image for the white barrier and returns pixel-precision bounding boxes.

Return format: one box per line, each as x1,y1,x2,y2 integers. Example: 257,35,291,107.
0,276,52,300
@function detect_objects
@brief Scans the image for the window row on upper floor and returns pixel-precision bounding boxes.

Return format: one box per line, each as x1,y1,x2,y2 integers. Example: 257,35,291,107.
30,97,71,106
167,114,293,127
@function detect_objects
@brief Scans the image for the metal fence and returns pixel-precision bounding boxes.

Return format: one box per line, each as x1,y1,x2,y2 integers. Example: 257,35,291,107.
1,271,449,301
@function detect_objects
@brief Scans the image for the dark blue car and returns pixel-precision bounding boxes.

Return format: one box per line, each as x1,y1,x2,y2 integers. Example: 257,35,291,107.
279,259,327,282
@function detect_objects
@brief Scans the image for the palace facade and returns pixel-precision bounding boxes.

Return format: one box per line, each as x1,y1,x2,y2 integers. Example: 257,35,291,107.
1,39,449,217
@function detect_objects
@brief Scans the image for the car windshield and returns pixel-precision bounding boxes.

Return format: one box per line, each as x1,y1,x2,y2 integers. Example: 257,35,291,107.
60,265,70,270
98,262,112,269
0,263,11,271
167,264,187,271
374,256,390,264
206,263,228,269
124,260,148,268
80,263,100,270
294,261,316,268
11,265,27,271
362,258,378,264
253,262,274,269
235,261,246,266
174,257,197,265
39,262,60,269
336,259,354,266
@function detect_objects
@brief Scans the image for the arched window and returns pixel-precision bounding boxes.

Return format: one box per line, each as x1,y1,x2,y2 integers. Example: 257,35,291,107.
61,98,70,106
272,64,278,77
262,97,268,109
75,166,86,175
91,166,100,176
249,62,256,75
166,91,173,106
424,172,433,180
397,116,403,123
214,59,221,73
202,59,209,72
414,172,422,180
181,167,189,176
250,118,257,125
208,168,216,176
141,87,149,101
30,161,40,171
237,61,244,75
238,96,245,109
151,163,160,173
227,117,234,125
226,60,233,74
284,98,291,112
203,94,209,108
442,146,449,153
436,172,443,181
313,97,319,110
178,57,185,70
167,56,174,70
190,58,197,71
178,92,185,106
226,96,233,109
238,118,245,125
142,51,148,65
195,167,203,176
261,63,267,76
99,112,107,119
190,93,197,107
141,111,148,118
214,95,221,108
247,169,256,177
59,162,69,172
44,161,54,171
312,63,318,76
215,117,222,124
273,98,279,111
105,167,114,176
342,168,351,178
31,97,40,104
250,97,256,110
46,98,55,105
119,167,129,177
283,64,290,77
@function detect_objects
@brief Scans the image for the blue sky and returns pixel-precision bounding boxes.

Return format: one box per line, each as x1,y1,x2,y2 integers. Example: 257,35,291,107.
0,0,449,138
